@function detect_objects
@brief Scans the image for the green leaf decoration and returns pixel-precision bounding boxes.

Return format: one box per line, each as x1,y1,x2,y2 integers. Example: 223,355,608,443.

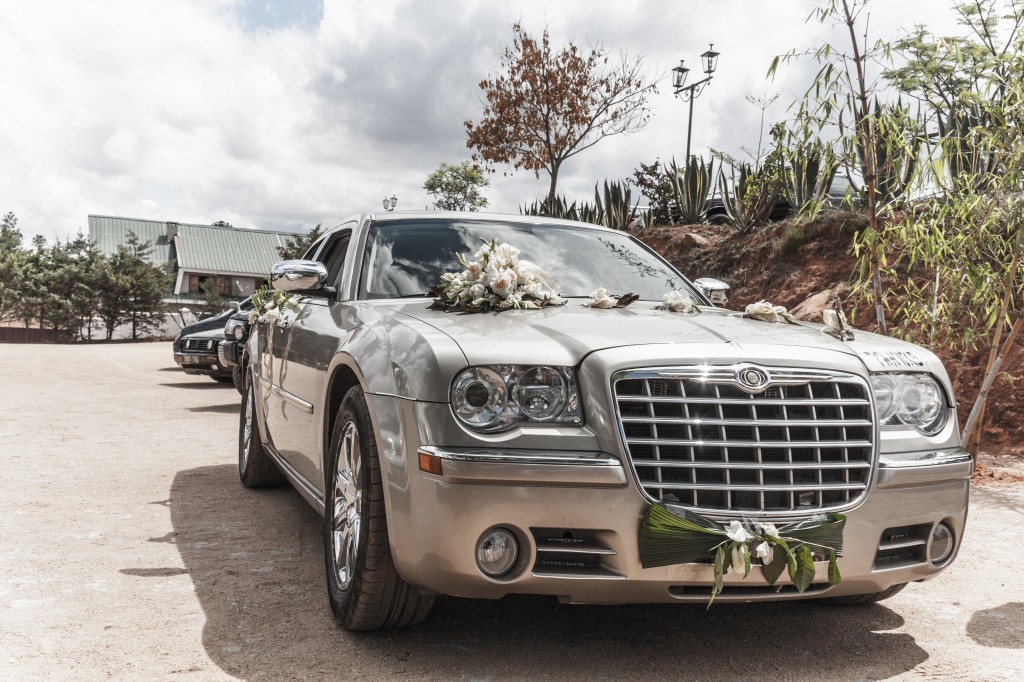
637,502,846,605
710,545,726,608
782,514,847,556
791,544,816,593
638,503,726,568
761,547,788,585
828,550,841,585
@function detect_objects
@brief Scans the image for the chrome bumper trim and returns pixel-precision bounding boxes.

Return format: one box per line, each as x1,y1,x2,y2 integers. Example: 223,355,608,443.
876,447,973,488
418,446,627,487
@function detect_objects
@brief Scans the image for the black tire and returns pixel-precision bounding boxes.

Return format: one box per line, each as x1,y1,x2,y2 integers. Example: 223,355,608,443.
324,386,435,630
821,583,907,606
231,364,245,396
238,372,286,488
212,374,233,384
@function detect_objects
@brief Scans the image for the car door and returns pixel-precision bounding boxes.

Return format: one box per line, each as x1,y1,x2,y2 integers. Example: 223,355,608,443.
265,226,354,488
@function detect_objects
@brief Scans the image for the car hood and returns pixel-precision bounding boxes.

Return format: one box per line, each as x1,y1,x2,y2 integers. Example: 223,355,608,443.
180,325,227,341
181,312,231,336
387,301,866,367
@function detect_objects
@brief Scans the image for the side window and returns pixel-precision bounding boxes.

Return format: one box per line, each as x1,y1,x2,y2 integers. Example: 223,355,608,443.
302,236,326,261
317,231,352,291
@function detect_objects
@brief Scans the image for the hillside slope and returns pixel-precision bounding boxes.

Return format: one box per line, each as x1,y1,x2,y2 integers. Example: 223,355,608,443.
638,215,1024,464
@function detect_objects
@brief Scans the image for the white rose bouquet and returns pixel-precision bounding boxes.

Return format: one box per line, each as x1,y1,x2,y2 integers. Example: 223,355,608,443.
430,239,565,313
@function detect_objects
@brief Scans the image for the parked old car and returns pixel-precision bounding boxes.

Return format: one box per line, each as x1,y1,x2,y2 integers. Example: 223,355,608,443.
172,299,252,384
218,307,254,395
240,212,970,631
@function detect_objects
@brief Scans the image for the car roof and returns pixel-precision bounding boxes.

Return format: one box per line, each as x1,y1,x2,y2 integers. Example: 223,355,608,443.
334,211,622,235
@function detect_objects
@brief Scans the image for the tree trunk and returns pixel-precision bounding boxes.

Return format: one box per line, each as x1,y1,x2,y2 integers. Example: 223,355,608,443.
961,313,1024,454
547,164,560,203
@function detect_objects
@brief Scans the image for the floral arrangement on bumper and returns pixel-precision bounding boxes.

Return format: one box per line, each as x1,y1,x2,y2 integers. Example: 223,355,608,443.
429,240,565,313
639,503,845,606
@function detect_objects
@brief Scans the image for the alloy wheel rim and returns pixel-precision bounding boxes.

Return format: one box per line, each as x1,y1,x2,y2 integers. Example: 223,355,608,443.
241,382,253,471
332,420,362,590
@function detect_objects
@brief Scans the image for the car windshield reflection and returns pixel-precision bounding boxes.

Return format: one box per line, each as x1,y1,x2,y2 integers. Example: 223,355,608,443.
360,219,698,301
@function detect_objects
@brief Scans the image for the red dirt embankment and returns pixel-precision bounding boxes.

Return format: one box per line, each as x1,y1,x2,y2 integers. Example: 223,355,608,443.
638,215,1024,480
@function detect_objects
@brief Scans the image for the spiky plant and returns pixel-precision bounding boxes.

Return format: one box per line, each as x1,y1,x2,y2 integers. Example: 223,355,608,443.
669,156,715,224
718,162,782,233
782,139,839,219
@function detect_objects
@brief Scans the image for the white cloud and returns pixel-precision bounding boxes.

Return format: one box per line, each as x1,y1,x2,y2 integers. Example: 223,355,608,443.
0,0,966,243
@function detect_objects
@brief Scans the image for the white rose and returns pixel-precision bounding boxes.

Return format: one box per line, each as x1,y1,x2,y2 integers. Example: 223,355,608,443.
663,290,696,313
756,522,779,538
587,287,616,309
745,300,788,323
483,261,501,288
491,268,518,299
730,546,745,575
467,283,486,301
490,242,521,268
474,243,492,261
726,520,753,543
755,541,774,566
467,262,482,280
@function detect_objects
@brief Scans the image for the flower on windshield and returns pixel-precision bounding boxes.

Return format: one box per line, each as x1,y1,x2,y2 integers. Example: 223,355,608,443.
661,290,698,313
430,239,565,313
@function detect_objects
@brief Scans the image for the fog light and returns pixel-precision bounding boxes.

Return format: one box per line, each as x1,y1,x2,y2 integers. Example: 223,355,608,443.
930,522,955,565
476,528,518,577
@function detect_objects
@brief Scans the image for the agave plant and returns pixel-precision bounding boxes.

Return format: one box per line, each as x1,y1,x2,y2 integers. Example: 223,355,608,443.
593,180,639,230
669,156,715,224
717,162,782,233
843,99,922,209
937,105,999,194
782,139,839,219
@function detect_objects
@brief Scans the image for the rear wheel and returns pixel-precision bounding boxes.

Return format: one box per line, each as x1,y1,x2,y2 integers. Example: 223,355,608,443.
238,372,285,488
324,386,434,630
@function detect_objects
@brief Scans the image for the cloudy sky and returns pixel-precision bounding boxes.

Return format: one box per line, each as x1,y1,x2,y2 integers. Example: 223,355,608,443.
0,0,964,243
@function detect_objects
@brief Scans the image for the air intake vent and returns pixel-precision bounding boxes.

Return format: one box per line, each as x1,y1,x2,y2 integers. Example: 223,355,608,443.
530,528,622,579
873,523,930,570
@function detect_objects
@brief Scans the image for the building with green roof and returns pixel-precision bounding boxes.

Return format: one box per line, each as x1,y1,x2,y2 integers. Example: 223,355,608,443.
88,215,298,301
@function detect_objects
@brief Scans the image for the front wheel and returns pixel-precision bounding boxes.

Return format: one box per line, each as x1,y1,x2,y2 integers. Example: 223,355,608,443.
324,386,434,630
238,372,285,488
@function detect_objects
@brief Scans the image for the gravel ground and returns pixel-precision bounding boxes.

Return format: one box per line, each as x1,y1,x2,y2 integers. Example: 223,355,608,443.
1,343,1022,681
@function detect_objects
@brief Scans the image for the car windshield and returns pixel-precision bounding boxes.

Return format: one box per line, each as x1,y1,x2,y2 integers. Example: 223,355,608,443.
360,218,702,302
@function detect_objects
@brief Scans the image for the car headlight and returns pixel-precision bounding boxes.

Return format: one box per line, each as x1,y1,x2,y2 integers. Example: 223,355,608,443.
451,365,582,432
870,373,948,435
224,319,246,342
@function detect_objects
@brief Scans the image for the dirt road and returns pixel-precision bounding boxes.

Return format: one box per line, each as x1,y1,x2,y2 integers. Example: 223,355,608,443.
1,343,1022,681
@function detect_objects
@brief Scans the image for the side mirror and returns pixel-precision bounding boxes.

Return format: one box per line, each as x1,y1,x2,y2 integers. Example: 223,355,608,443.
271,260,329,293
693,277,730,306
228,301,240,312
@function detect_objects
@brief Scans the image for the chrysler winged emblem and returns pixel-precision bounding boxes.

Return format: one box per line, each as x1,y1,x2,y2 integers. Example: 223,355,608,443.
736,366,770,393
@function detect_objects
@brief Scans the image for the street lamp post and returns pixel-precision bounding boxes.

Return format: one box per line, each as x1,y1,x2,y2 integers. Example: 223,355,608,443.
382,195,397,212
672,44,721,163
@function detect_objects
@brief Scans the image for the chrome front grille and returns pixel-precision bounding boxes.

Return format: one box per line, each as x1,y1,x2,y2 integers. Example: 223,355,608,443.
613,366,875,514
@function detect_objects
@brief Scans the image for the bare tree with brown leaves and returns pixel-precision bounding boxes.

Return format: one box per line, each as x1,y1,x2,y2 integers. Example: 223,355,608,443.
465,23,657,202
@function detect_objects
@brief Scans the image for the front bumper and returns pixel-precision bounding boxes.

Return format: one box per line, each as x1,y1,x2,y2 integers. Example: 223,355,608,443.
218,340,241,368
374,397,971,604
173,350,229,376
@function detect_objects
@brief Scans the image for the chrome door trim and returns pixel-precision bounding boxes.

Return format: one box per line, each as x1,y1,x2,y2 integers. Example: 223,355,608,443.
259,377,314,414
